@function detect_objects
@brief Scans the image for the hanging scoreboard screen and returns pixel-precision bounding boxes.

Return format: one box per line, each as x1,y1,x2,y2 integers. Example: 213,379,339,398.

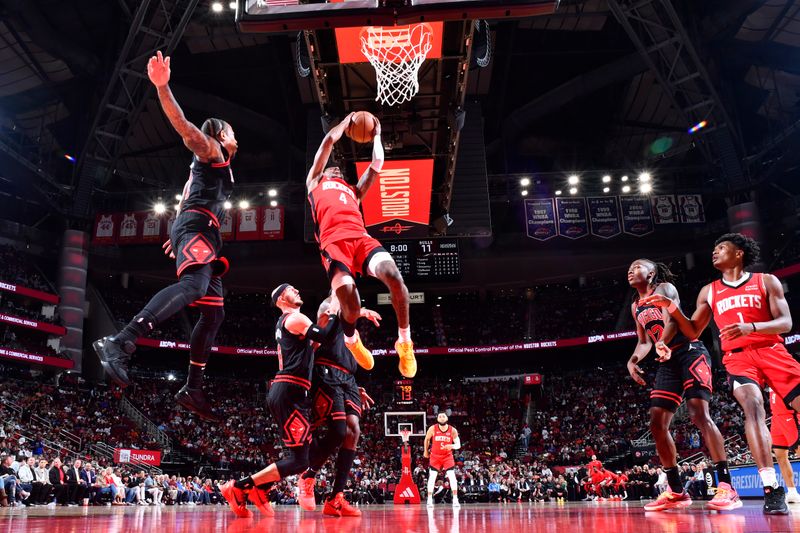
385,239,461,281
394,379,415,406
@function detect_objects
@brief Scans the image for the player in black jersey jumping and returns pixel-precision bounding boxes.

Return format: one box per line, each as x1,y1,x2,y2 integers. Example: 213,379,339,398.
300,294,377,517
221,283,341,518
92,51,236,421
626,259,740,511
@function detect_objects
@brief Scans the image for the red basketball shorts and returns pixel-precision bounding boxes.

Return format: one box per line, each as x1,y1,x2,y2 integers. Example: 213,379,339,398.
320,235,386,279
723,342,800,409
429,454,455,472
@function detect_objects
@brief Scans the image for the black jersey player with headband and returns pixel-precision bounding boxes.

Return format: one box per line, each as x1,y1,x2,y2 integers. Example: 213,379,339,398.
93,51,237,422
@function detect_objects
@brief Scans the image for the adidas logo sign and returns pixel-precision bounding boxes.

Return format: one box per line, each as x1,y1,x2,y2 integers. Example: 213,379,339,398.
398,488,416,498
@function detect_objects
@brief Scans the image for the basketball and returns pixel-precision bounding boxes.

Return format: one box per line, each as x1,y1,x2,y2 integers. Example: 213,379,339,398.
346,111,377,143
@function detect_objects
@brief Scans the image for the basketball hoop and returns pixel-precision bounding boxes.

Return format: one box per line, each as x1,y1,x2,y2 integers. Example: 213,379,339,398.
360,23,433,106
399,429,412,444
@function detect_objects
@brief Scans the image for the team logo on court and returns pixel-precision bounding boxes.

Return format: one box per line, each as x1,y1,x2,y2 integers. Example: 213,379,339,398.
380,223,413,235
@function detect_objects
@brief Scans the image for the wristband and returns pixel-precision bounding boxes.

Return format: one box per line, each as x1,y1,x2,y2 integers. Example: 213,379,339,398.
666,301,677,314
751,322,757,332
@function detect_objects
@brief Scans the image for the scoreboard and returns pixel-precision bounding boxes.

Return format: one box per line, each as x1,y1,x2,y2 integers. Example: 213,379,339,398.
394,379,414,406
385,239,461,281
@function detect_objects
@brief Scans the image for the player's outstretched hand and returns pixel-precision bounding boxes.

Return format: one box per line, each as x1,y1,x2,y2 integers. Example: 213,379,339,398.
372,116,381,137
359,308,382,327
162,238,175,259
654,341,672,362
719,322,754,341
147,51,171,88
330,112,356,142
359,387,374,411
627,360,646,386
639,294,673,308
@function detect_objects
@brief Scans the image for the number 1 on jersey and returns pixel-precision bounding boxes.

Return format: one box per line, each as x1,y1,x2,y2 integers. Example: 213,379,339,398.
736,312,745,324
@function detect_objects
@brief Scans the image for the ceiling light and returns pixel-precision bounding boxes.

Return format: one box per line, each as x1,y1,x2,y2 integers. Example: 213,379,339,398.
520,177,531,187
640,183,652,194
621,175,629,182
567,175,579,185
603,187,610,193
211,2,223,12
622,185,631,193
602,175,611,183
638,172,651,182
569,187,578,195
239,200,250,209
270,200,278,207
555,190,562,196
268,188,278,197
223,201,232,210
154,202,166,214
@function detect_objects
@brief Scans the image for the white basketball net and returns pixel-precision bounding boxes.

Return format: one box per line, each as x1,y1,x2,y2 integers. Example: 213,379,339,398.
360,24,433,106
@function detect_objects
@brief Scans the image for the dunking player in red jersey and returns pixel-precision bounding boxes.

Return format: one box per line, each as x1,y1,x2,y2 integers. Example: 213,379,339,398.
423,413,461,507
299,293,377,517
93,52,236,421
626,259,739,512
306,114,416,378
643,233,798,514
770,389,800,503
221,284,341,518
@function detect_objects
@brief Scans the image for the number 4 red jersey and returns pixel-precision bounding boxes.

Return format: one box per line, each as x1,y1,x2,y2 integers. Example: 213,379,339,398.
709,272,783,352
308,176,368,250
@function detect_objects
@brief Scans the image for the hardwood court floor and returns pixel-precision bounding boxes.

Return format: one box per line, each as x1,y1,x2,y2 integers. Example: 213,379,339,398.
1,501,798,533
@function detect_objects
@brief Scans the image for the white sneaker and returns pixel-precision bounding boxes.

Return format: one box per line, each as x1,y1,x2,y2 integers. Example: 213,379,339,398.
47,502,56,509
787,489,800,504
452,497,461,508
427,497,434,508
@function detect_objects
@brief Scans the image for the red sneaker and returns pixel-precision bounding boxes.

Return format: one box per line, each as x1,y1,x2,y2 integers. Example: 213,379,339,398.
298,476,316,511
325,492,361,517
706,482,743,511
221,480,253,518
644,490,692,512
247,486,275,516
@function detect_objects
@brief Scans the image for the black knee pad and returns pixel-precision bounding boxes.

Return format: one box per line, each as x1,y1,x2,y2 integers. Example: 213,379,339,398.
200,306,225,328
276,446,310,478
179,266,213,302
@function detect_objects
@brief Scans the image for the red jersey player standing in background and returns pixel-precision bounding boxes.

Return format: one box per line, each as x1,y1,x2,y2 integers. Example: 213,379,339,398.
643,233,798,514
306,113,416,378
423,412,461,508
769,388,800,504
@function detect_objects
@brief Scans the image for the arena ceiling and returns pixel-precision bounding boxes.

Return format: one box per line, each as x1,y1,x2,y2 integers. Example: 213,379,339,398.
0,0,799,228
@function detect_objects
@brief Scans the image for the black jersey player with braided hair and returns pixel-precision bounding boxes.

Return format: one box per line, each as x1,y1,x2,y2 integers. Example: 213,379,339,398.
626,259,740,512
93,51,237,422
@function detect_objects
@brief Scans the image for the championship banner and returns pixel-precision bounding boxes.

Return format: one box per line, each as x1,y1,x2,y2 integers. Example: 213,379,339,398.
140,212,164,242
220,210,235,241
620,195,654,236
0,313,66,335
360,159,434,239
114,448,162,467
236,207,261,240
555,197,589,239
117,212,140,243
524,199,557,241
92,213,118,244
0,281,59,304
587,197,621,239
165,212,177,239
0,346,74,369
678,194,705,223
260,206,284,240
651,195,680,224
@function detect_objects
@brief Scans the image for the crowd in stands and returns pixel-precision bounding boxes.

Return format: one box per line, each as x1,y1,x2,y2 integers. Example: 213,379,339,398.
0,245,54,294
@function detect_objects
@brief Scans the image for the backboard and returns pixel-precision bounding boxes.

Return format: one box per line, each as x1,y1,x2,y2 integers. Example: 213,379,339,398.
384,410,427,438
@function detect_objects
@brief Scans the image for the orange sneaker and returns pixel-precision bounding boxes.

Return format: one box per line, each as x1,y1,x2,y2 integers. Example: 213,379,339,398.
325,492,362,517
644,490,692,512
706,482,743,511
247,486,275,516
345,333,374,370
221,480,253,518
395,340,416,378
298,476,316,511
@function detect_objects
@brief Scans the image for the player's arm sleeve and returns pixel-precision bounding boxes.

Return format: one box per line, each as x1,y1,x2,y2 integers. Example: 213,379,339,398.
655,282,681,345
356,135,384,199
451,434,461,450
304,315,340,343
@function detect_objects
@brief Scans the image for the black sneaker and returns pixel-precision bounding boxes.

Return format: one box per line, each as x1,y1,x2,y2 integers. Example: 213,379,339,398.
175,385,221,422
764,486,789,515
93,336,135,387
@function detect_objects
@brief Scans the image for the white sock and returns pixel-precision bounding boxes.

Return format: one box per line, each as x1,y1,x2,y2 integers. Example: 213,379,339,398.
428,470,437,497
759,467,779,488
398,326,411,343
788,486,799,495
344,331,358,344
